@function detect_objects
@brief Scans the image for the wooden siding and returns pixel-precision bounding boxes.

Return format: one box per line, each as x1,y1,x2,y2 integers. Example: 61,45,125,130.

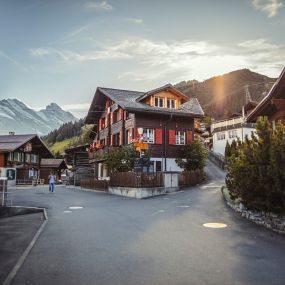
135,113,194,158
141,90,185,109
0,154,5,167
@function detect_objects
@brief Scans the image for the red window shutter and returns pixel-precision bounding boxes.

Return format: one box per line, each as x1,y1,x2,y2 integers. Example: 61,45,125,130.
110,112,113,125
136,128,140,140
99,119,102,131
187,131,193,143
169,130,175,145
119,130,123,145
156,128,162,144
119,109,123,120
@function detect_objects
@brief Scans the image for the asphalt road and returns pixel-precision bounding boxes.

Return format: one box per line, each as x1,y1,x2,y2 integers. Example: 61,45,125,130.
8,161,285,285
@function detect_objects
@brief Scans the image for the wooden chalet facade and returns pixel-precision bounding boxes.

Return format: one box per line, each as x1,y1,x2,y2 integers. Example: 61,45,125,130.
247,67,285,123
65,144,94,185
40,159,68,183
0,134,53,184
85,84,204,178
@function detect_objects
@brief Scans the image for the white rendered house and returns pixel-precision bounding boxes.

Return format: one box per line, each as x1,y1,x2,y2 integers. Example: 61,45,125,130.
211,115,256,156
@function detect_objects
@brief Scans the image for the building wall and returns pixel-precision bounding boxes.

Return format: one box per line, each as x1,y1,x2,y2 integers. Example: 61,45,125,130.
213,127,255,155
135,113,194,159
0,154,5,167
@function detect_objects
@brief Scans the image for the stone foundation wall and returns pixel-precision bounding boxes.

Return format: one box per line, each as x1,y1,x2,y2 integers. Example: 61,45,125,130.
222,187,285,235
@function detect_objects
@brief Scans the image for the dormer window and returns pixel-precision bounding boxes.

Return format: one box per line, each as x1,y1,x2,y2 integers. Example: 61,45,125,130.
167,99,175,109
154,97,164,108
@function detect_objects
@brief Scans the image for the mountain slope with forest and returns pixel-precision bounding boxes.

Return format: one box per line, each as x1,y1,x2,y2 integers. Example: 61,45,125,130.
175,69,276,119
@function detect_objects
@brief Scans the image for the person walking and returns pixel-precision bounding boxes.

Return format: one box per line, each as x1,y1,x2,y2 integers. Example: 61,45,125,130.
48,173,56,193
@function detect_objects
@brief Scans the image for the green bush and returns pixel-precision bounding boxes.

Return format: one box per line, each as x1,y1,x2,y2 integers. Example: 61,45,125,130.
176,140,208,171
226,116,285,213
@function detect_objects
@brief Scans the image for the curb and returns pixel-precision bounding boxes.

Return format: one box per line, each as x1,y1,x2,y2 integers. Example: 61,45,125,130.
221,187,285,235
2,208,48,285
66,185,107,194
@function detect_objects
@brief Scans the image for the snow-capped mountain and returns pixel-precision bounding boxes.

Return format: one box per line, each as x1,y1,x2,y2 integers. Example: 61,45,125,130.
0,99,77,135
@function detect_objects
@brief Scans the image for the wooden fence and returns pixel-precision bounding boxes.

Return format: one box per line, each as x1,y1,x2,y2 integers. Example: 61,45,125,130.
178,170,204,187
109,172,163,188
80,178,109,191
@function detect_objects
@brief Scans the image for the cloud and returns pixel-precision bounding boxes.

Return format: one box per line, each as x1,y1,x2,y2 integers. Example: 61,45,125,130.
62,103,90,111
124,18,144,25
84,1,112,11
29,47,131,63
0,50,20,66
251,0,283,17
30,37,284,82
110,37,284,82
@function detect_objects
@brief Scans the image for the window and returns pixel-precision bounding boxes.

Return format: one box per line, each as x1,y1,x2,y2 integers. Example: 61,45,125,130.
25,153,31,163
8,152,13,161
156,161,162,172
175,131,185,145
154,97,164,108
112,133,120,147
126,129,132,144
31,154,39,164
14,152,24,162
228,130,238,139
217,132,226,140
142,129,155,143
167,99,175,109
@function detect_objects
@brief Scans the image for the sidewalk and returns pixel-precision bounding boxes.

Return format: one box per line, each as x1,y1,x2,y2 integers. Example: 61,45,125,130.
0,212,44,284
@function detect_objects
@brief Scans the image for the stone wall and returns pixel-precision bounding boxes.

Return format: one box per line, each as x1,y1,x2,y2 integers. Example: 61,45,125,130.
108,186,166,199
222,187,285,235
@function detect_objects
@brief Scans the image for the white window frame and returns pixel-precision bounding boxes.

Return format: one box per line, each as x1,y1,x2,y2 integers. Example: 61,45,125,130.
175,131,185,145
154,97,164,108
229,130,238,139
217,132,226,140
31,154,39,164
167,99,176,109
142,129,155,144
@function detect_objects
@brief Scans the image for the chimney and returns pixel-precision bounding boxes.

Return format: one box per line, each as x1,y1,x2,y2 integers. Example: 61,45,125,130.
9,132,15,136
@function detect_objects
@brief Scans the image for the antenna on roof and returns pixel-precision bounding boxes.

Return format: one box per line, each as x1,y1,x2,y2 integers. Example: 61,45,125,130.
244,85,252,104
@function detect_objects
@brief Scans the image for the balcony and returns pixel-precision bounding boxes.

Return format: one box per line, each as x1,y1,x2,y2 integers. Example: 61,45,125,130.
211,116,255,133
88,146,117,162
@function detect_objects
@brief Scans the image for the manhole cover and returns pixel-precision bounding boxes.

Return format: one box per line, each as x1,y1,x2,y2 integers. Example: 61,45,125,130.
203,223,227,228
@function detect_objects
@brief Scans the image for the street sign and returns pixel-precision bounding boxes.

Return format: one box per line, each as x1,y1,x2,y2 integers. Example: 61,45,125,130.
134,142,148,151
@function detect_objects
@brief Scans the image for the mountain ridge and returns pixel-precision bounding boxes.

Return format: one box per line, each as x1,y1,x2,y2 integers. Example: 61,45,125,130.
0,99,77,135
175,69,277,119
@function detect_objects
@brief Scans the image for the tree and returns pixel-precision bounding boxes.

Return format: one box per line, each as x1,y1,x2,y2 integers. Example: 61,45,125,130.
104,145,139,173
175,140,208,171
226,116,285,213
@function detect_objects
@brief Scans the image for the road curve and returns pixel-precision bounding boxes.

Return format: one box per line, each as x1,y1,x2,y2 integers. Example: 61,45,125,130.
8,160,285,285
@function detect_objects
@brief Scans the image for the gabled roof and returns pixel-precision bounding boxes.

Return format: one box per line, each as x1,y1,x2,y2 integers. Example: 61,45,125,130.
246,67,285,122
85,84,204,123
0,134,53,157
41,159,67,169
136,84,189,102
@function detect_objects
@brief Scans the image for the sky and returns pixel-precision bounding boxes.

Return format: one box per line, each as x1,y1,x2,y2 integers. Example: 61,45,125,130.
0,0,284,118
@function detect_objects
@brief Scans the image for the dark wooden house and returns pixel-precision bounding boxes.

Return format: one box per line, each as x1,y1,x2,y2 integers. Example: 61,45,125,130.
0,134,53,184
85,84,204,179
247,67,285,123
40,159,68,183
65,144,94,185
